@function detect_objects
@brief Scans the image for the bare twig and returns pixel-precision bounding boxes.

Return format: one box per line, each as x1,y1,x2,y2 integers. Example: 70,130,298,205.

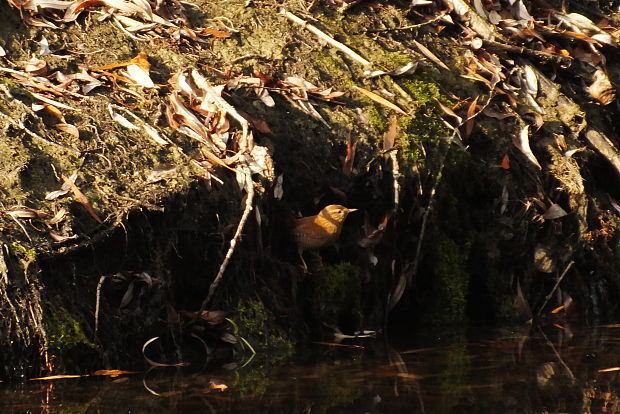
199,161,254,311
338,0,364,13
412,75,499,276
366,13,449,33
536,260,574,318
538,326,576,382
483,40,572,66
280,9,371,66
0,112,82,155
94,275,106,338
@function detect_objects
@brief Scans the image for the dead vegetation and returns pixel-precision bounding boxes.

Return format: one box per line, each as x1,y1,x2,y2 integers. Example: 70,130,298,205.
2,0,620,379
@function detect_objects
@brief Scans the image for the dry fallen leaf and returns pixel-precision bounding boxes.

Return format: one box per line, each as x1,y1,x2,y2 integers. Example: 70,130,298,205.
588,68,615,105
512,125,541,169
352,85,407,115
62,174,103,224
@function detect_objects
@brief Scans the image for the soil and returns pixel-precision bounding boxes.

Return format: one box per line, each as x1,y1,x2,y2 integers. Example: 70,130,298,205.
2,0,620,379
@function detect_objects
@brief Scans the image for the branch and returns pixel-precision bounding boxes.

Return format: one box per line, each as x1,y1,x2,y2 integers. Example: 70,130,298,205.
198,161,254,311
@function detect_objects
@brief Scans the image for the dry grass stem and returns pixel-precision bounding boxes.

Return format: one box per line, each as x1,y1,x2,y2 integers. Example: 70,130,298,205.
280,9,371,66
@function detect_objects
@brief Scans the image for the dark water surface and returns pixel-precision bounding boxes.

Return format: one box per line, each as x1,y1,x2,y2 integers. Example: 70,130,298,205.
3,324,620,413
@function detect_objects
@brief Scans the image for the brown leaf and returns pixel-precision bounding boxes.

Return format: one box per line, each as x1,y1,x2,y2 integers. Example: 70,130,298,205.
352,86,407,115
56,122,80,138
198,27,232,38
412,39,450,71
61,174,103,223
437,101,462,123
25,57,47,76
464,96,479,137
383,116,399,152
512,125,541,169
42,104,66,123
588,68,615,105
7,207,49,220
342,132,358,177
501,154,510,170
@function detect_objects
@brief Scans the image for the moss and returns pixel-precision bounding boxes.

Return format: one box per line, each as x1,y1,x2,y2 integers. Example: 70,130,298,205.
398,76,444,106
317,263,361,325
316,369,365,410
428,237,470,325
367,104,388,132
235,299,293,351
236,299,269,339
398,115,446,165
44,304,94,352
439,341,470,411
230,362,272,399
10,241,37,274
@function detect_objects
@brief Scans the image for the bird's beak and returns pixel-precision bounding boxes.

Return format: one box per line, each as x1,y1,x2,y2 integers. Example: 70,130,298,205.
348,208,358,213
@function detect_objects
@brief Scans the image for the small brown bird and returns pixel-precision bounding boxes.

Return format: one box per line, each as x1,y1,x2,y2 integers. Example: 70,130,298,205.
292,204,357,272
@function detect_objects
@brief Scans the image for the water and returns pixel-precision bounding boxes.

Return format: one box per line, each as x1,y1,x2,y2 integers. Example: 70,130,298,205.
2,323,620,413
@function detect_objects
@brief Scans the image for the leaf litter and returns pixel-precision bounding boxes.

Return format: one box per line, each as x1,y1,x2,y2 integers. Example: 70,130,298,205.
3,0,620,376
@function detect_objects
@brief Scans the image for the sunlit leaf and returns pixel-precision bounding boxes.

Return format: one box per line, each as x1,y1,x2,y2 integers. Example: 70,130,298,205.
108,104,138,130
56,122,80,138
588,69,615,105
412,39,450,71
25,57,47,75
31,92,81,112
125,64,155,88
599,367,620,373
512,125,541,169
550,305,565,314
437,100,462,123
198,27,232,38
62,174,103,224
352,86,407,115
464,96,478,137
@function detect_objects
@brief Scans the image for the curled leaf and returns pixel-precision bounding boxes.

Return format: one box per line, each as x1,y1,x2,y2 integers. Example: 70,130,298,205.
512,125,541,169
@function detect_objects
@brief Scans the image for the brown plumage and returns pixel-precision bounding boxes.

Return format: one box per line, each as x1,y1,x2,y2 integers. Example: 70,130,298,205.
292,204,357,271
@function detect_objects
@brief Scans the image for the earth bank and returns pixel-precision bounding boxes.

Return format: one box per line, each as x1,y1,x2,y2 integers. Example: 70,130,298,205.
1,0,620,379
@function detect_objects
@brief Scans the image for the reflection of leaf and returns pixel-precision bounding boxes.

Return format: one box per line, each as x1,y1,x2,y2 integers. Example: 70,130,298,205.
92,370,139,377
388,262,414,311
30,375,83,381
514,278,532,322
142,337,188,367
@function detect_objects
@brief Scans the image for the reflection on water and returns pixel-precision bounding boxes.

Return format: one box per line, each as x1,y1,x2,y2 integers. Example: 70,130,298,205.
3,324,620,413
